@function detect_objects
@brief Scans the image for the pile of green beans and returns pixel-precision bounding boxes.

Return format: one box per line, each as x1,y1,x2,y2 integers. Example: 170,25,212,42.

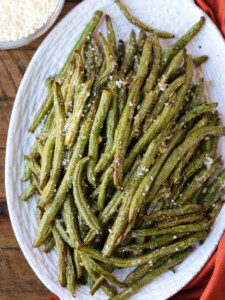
21,1,225,299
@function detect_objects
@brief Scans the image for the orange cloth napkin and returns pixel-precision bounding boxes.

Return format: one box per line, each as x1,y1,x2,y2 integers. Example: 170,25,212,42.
50,1,225,299
196,0,225,37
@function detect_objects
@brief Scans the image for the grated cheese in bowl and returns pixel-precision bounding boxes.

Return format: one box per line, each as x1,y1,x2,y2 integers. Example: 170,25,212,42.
0,0,64,48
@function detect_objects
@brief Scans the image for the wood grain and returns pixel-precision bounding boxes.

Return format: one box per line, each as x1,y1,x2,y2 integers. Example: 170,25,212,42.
0,1,81,299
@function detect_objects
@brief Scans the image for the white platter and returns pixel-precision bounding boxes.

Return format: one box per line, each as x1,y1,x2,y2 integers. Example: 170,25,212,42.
5,0,225,299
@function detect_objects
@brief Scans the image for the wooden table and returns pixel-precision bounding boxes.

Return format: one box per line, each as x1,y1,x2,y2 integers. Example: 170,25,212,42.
0,1,81,299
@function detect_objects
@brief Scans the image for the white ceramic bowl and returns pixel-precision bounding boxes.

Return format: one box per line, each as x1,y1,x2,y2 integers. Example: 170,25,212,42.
0,0,65,50
5,0,225,299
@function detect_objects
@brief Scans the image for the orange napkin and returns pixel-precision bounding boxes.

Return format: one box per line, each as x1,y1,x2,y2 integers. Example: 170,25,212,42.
50,1,225,299
196,0,225,37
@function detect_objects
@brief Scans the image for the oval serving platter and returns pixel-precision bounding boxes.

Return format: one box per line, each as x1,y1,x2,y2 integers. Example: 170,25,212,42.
5,0,225,299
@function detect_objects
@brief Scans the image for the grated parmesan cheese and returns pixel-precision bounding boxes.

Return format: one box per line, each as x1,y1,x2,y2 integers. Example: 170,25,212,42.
0,0,59,42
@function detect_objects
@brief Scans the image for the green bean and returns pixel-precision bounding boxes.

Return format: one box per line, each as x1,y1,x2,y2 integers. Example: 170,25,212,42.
24,155,41,179
110,247,194,300
78,213,89,243
73,157,102,233
143,33,161,93
64,77,94,148
55,218,74,248
87,90,112,187
119,29,137,76
191,185,205,204
209,202,224,219
45,76,54,92
33,90,99,248
86,43,95,78
211,135,219,156
90,37,103,74
142,49,185,131
117,233,187,253
129,90,156,139
124,100,179,174
190,79,205,110
203,187,225,212
123,257,169,286
118,85,127,118
22,142,39,182
80,232,207,267
87,273,95,289
37,107,55,142
74,248,83,278
138,29,147,53
106,15,117,55
29,90,55,133
66,245,76,295
90,276,106,295
193,55,208,67
161,17,205,72
170,117,210,186
103,132,166,257
65,50,84,112
80,253,116,297
39,129,56,189
199,168,225,204
63,196,84,277
114,77,142,188
61,62,75,100
177,103,218,129
36,139,43,157
170,146,197,186
171,56,208,82
20,181,37,201
169,55,194,124
58,10,103,80
84,160,138,246
105,79,118,153
87,157,141,244
52,225,66,287
83,254,126,288
92,32,117,94
157,213,205,229
97,166,113,213
117,39,125,65
144,203,203,221
98,58,106,77
141,74,186,132
63,195,81,245
182,152,209,181
129,129,186,221
115,0,174,38
29,11,103,132
146,125,225,205
63,144,75,170
96,77,141,175
44,235,55,253
32,174,41,194
154,49,185,97
38,83,65,208
133,221,211,237
81,42,87,68
176,158,221,206
129,39,152,93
